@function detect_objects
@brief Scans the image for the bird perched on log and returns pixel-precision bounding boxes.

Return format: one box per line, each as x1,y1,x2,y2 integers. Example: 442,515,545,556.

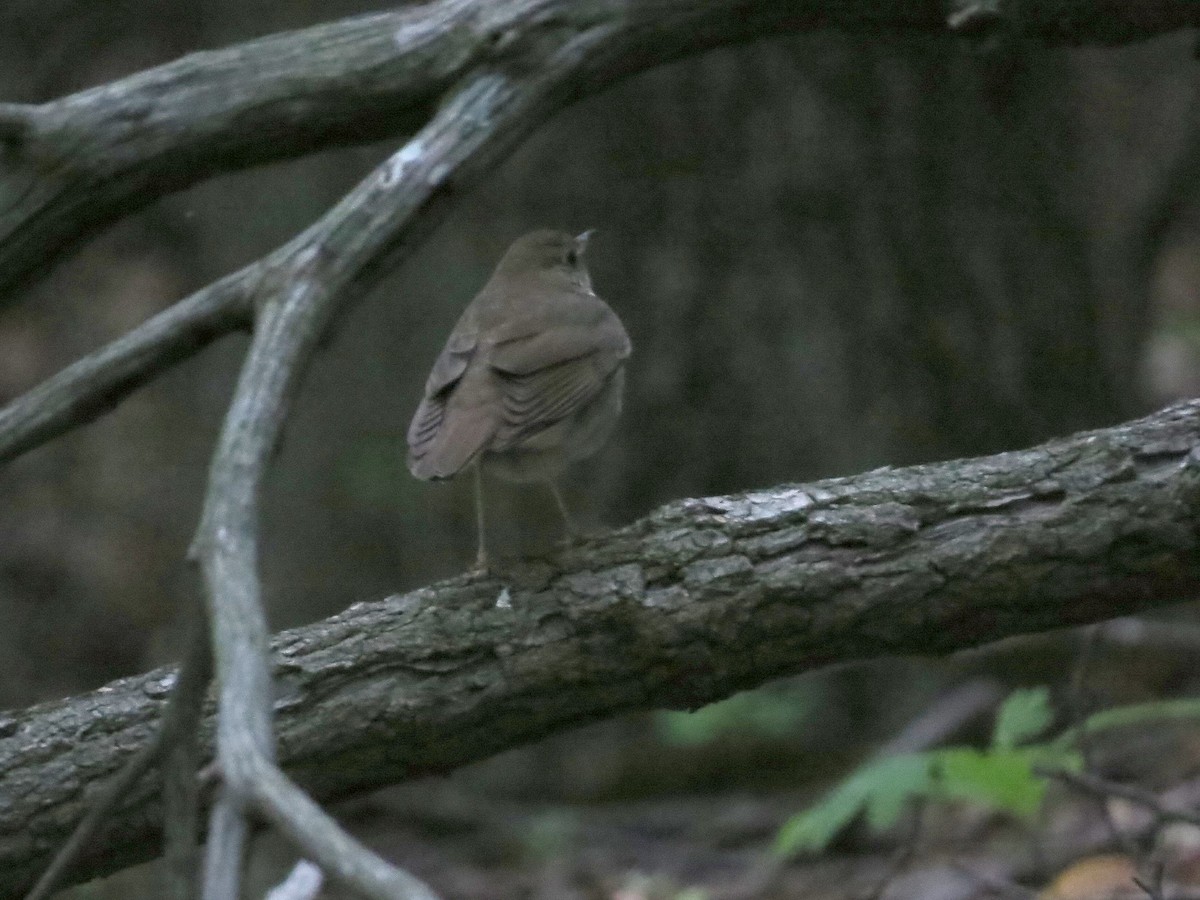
407,229,631,570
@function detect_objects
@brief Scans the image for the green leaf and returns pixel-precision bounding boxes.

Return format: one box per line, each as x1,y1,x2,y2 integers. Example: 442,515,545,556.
774,754,933,857
935,748,1044,820
774,776,865,857
992,687,1054,750
769,685,1198,860
863,755,936,831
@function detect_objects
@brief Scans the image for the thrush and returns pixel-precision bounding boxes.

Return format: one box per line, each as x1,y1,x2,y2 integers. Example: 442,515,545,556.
407,229,631,570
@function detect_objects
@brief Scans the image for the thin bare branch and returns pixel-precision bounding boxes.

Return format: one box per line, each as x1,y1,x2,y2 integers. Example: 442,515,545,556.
0,272,252,465
875,679,1004,758
1133,861,1167,900
254,766,438,900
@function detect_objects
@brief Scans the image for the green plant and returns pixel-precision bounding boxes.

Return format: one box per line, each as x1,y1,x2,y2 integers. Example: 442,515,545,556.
774,686,1082,857
775,687,1200,858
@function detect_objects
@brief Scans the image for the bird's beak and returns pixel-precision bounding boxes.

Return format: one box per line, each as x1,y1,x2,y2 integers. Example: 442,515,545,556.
574,228,596,256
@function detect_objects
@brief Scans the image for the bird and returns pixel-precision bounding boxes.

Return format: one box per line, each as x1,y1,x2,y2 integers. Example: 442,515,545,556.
407,229,631,570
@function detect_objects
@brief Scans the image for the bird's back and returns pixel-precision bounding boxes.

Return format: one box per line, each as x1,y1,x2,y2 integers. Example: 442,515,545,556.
407,269,629,482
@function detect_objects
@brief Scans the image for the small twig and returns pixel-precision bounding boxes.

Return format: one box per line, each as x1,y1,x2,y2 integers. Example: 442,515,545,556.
22,611,213,900
264,861,323,900
1102,617,1200,654
945,0,1006,33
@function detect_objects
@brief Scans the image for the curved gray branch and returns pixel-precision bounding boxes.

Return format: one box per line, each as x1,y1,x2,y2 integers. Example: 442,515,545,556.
183,19,621,888
0,0,1195,299
0,271,252,465
181,67,551,900
1,398,1198,899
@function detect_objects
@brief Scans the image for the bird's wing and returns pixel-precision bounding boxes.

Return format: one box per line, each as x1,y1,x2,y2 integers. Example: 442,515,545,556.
406,394,448,477
423,329,475,395
408,291,632,477
407,330,481,479
489,310,630,449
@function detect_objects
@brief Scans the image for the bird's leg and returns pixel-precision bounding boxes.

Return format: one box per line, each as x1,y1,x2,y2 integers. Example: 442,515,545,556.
548,481,581,545
472,463,489,572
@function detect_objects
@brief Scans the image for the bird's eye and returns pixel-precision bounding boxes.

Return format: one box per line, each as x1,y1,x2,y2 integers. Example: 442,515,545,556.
565,248,578,266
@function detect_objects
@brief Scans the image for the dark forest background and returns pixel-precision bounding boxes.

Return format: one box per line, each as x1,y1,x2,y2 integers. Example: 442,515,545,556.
2,3,1199,898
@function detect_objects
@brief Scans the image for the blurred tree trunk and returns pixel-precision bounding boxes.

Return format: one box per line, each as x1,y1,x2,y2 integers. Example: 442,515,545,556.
803,35,1126,457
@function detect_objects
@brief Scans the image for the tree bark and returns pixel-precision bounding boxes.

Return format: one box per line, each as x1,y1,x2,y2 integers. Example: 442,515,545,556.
1,398,1197,898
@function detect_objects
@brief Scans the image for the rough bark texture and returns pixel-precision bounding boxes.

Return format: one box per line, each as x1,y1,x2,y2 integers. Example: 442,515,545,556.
2,398,1197,898
0,0,1196,300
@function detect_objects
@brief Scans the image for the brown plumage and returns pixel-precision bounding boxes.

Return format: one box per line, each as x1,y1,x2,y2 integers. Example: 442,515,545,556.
407,229,631,568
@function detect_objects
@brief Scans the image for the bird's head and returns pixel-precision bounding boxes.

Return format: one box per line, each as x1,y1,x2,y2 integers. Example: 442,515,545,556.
496,228,595,292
